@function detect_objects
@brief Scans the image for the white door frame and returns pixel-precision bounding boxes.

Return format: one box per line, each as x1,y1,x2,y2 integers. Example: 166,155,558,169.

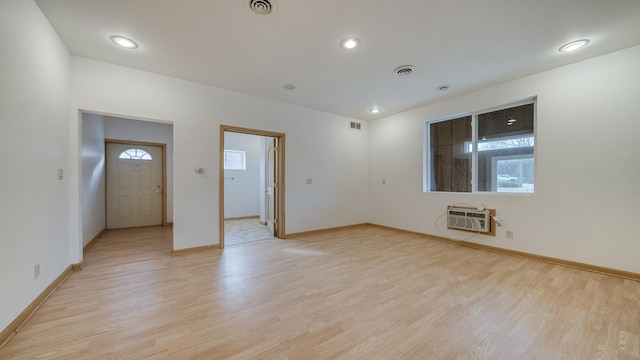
219,125,286,249
105,139,168,227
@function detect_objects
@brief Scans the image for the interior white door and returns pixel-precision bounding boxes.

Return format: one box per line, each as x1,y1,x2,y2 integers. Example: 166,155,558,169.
266,137,277,236
106,143,163,229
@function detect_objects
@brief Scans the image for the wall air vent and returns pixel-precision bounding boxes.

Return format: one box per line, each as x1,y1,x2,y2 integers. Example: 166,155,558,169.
350,121,362,130
447,206,495,235
247,0,275,15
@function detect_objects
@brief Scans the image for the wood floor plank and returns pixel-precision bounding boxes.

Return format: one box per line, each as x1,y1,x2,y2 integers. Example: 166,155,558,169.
1,225,639,359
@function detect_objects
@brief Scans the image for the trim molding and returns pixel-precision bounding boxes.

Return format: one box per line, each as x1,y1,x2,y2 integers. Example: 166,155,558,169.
0,265,75,350
368,223,461,245
166,222,173,227
459,241,640,281
224,215,260,221
171,245,219,256
286,223,369,239
369,223,640,281
83,229,106,254
71,259,87,271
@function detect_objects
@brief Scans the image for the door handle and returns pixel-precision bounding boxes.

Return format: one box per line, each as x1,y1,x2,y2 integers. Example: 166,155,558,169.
156,185,162,194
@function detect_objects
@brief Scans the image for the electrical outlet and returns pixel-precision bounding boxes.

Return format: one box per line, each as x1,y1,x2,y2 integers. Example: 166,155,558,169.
34,263,40,279
306,178,312,185
382,179,387,185
505,230,514,239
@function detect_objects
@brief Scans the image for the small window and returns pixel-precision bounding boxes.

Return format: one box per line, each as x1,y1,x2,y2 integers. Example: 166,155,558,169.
118,148,152,160
224,149,246,170
426,99,535,193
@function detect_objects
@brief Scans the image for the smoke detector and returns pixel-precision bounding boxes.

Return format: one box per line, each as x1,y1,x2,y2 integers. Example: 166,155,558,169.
394,65,415,76
247,0,275,15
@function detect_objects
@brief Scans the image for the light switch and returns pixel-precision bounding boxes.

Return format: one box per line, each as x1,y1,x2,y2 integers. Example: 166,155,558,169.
306,178,312,185
57,168,63,180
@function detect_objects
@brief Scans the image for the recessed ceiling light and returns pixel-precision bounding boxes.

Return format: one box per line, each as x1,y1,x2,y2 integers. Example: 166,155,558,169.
369,108,381,114
110,35,138,49
283,84,296,90
340,38,359,49
559,39,590,52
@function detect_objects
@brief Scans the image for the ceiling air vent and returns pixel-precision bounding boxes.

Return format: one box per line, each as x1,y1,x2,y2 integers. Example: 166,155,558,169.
394,65,415,76
247,0,275,15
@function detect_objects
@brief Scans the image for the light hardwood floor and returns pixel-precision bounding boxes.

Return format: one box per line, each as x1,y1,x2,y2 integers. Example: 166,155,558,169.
1,226,639,359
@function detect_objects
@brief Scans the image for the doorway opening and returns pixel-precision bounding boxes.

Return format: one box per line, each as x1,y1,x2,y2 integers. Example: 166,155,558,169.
80,112,174,252
220,125,285,249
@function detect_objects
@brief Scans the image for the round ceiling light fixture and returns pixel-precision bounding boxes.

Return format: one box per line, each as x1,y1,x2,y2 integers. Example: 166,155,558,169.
340,38,359,49
369,108,381,114
394,65,415,76
283,84,296,90
110,35,138,49
247,0,275,15
111,35,138,49
559,39,590,52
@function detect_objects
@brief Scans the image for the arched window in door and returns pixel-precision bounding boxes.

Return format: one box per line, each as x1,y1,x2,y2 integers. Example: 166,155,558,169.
118,148,153,160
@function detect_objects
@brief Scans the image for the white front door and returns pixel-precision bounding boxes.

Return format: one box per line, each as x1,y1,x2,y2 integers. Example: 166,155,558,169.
106,143,163,229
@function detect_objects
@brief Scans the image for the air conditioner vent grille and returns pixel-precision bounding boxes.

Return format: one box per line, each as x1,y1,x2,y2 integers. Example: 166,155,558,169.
447,206,492,234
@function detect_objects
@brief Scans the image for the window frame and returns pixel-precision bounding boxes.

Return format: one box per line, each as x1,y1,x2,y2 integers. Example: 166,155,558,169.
118,148,153,161
490,153,534,192
424,97,536,195
223,149,246,170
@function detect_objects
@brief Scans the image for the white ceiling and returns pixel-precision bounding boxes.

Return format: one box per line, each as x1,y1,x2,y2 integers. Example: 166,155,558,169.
36,0,640,120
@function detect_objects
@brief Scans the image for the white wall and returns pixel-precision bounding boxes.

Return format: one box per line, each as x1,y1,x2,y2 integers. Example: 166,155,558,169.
70,56,370,250
81,113,105,245
103,116,174,222
368,45,640,273
224,132,261,218
0,0,71,332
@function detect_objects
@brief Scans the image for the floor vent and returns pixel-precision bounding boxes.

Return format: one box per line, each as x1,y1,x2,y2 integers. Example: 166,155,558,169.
447,206,491,233
350,121,362,130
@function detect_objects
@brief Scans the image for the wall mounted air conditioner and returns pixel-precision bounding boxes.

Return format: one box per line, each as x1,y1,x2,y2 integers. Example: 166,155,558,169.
447,206,493,234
